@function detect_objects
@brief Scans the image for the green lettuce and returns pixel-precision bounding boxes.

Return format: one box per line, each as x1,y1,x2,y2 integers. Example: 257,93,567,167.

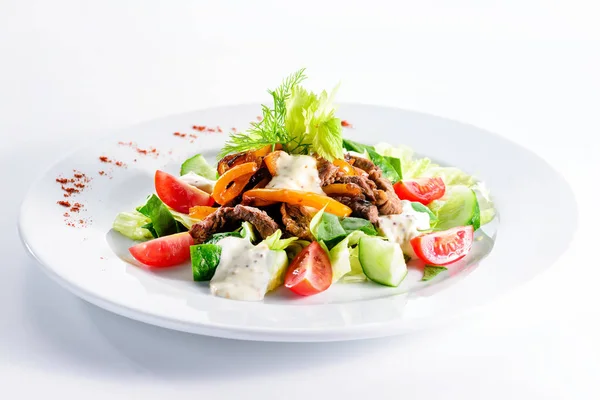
339,217,378,236
342,138,373,154
137,195,187,238
285,84,344,161
422,265,447,282
366,148,402,183
310,208,379,249
112,211,153,240
191,244,222,281
329,231,369,282
262,229,298,251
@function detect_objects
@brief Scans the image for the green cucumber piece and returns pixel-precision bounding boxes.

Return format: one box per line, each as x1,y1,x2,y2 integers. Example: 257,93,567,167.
180,154,218,179
431,185,480,231
358,237,407,287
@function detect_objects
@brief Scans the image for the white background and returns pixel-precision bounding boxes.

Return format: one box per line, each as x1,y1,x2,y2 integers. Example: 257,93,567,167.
2,1,599,398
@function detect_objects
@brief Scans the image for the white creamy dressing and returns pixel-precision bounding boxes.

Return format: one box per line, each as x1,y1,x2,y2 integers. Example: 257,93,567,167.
377,200,431,258
345,150,369,159
209,238,274,301
266,152,325,195
179,172,216,194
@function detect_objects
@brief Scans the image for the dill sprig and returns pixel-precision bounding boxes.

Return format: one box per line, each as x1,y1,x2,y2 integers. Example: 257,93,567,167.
218,68,307,158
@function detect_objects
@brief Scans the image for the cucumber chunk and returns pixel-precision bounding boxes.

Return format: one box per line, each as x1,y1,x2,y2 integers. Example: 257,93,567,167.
358,237,407,287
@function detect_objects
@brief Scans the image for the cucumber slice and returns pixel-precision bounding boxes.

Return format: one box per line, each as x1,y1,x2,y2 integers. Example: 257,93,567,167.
180,154,218,179
430,185,480,231
358,237,407,287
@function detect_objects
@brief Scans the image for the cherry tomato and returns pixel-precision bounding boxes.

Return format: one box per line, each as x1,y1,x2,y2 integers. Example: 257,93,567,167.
284,241,332,296
410,225,474,265
393,177,445,205
155,170,214,213
129,232,194,268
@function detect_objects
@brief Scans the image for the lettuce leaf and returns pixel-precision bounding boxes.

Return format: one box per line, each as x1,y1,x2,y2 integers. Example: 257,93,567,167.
285,84,344,161
262,229,298,251
112,211,153,240
366,148,402,183
136,195,186,238
339,217,378,236
309,208,347,248
422,265,447,282
329,231,368,282
191,244,222,281
342,138,374,153
169,209,203,229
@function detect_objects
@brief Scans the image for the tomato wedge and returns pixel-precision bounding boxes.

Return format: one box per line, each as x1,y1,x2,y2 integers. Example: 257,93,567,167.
129,232,195,268
155,170,214,213
410,225,474,265
393,177,445,205
284,241,332,296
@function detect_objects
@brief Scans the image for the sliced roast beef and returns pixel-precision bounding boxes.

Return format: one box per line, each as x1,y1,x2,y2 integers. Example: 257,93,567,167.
280,204,314,241
345,154,403,215
189,204,280,244
316,157,340,186
334,175,378,201
330,195,379,225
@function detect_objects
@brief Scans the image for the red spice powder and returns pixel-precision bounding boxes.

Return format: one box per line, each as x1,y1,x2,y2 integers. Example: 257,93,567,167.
57,200,71,207
99,156,109,162
257,116,263,121
99,171,105,176
217,126,223,133
232,127,237,132
173,132,187,137
207,128,216,133
341,120,353,128
193,125,207,131
61,186,80,195
115,161,124,167
56,178,69,184
74,183,85,189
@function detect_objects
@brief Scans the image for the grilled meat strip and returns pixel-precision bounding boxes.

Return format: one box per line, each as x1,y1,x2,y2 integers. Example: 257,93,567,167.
280,204,315,241
189,204,279,244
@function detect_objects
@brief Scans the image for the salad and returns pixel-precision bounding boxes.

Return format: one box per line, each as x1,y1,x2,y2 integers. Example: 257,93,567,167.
113,69,495,301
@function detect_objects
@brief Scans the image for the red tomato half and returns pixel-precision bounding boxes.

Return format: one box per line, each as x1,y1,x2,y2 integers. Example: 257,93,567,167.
129,232,194,268
410,225,474,266
284,241,333,296
155,170,214,213
393,177,445,205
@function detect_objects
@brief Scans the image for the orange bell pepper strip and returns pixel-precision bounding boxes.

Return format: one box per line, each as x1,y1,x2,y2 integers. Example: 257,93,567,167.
262,150,282,175
189,206,219,220
243,188,352,217
213,162,258,205
322,183,361,197
253,143,283,158
333,159,355,176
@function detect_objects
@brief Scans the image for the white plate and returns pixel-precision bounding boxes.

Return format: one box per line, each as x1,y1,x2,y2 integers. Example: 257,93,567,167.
19,104,577,342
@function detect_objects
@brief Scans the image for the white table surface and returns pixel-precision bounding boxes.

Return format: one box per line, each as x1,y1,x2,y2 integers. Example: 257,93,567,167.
2,1,599,398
